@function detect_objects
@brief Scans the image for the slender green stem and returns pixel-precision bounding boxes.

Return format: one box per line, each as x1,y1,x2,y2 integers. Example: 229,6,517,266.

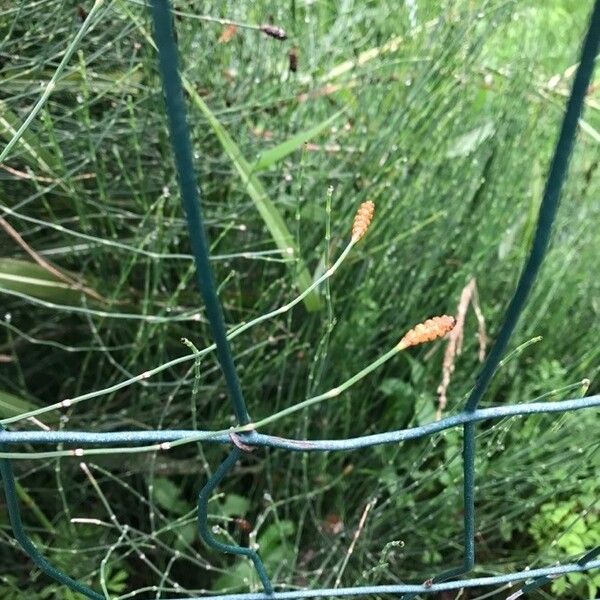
127,0,271,31
243,341,400,432
0,242,354,426
14,481,56,534
227,242,354,342
0,0,105,162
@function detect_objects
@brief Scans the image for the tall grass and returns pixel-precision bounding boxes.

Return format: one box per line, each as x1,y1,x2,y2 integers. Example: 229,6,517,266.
0,1,598,598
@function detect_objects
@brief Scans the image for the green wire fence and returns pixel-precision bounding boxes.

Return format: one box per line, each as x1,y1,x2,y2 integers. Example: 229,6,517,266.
1,1,599,598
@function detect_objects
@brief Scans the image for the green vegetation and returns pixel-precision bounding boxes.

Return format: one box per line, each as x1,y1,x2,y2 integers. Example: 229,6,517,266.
0,1,598,599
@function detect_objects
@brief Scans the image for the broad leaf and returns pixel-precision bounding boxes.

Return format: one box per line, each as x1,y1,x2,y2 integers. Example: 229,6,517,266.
0,389,42,420
446,121,495,158
0,258,84,304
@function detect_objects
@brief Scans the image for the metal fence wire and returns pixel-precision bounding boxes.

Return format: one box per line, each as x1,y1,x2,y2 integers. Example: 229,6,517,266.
1,1,599,599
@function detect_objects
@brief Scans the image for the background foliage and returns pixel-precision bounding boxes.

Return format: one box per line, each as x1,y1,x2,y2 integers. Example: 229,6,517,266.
0,1,598,598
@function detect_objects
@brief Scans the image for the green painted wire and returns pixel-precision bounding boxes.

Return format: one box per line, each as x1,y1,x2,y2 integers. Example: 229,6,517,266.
0,395,598,453
400,423,476,600
149,555,600,598
0,450,103,600
149,0,250,426
149,1,272,592
407,425,475,599
0,2,598,600
462,423,476,570
197,448,274,595
464,0,600,413
579,547,600,565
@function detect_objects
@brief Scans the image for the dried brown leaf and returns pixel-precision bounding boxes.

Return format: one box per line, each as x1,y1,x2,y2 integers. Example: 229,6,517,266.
218,24,237,43
324,513,344,535
436,278,487,420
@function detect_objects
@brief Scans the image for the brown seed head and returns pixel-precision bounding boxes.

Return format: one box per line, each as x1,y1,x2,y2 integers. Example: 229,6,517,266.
398,315,456,349
352,200,375,242
260,24,287,40
289,47,298,72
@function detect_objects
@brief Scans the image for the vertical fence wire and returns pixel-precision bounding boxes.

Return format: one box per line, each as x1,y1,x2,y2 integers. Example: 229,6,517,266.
197,448,274,595
150,0,251,427
464,0,600,413
0,453,104,600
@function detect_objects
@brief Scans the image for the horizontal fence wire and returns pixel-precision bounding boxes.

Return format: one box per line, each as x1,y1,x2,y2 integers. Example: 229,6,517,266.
0,396,599,452
0,1,599,599
156,554,600,599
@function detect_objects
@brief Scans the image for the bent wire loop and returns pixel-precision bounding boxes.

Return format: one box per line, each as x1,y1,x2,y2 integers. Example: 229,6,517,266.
0,1,598,599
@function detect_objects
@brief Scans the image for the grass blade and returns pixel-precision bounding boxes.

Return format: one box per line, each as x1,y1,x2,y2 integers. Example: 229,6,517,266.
0,100,58,176
0,390,47,421
182,82,321,311
0,0,105,163
252,110,344,172
115,0,321,311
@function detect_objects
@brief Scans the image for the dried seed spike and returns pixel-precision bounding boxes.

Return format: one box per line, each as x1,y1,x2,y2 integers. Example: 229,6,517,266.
260,24,287,40
352,200,375,242
289,47,298,72
398,315,456,349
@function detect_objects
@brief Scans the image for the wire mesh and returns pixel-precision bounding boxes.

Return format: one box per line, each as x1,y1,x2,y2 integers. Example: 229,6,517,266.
0,1,599,599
